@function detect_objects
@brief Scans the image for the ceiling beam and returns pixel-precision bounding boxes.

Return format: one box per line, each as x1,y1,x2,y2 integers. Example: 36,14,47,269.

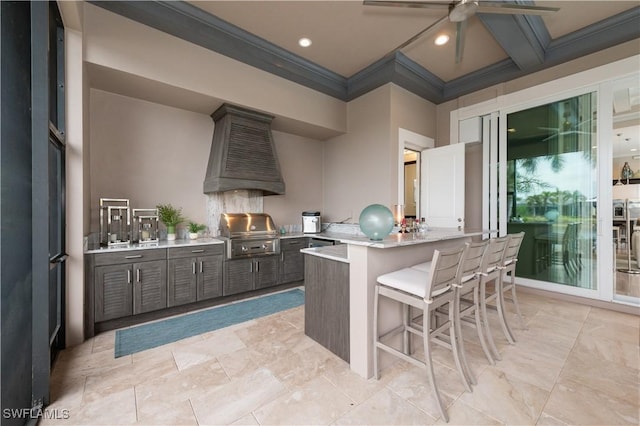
477,13,548,70
90,1,640,106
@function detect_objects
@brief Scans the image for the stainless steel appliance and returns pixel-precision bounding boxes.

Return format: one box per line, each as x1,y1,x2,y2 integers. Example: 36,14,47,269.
219,213,280,258
308,237,342,248
302,211,321,233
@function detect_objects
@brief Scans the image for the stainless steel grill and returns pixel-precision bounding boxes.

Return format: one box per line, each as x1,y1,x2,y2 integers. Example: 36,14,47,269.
219,213,280,258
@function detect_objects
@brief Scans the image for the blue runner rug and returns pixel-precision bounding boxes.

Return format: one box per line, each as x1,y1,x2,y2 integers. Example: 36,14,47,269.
114,288,304,357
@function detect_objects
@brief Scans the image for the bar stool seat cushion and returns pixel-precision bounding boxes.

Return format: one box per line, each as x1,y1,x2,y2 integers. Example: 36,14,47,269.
377,267,449,298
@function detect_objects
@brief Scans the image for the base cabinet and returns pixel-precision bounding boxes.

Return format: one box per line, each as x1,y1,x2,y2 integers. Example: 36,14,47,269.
167,245,224,307
304,254,350,362
224,256,279,296
93,250,167,322
279,237,308,284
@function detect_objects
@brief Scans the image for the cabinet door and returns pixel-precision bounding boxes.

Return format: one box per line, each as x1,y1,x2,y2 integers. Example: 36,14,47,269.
255,256,279,290
133,260,167,314
167,257,197,307
197,255,223,301
95,264,132,322
279,238,306,284
280,249,305,284
224,258,254,296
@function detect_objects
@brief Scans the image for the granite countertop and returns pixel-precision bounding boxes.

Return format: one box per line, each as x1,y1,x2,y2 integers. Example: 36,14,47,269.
85,237,225,254
301,244,349,263
300,228,492,249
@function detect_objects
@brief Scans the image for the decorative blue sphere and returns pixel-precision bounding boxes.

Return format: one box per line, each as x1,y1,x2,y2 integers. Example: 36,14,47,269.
359,204,394,241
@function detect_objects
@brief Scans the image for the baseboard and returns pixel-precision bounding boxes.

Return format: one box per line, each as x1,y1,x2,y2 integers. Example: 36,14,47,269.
518,286,640,316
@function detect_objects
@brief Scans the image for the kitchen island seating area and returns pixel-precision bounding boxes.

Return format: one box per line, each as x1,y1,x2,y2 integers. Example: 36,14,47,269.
373,233,524,423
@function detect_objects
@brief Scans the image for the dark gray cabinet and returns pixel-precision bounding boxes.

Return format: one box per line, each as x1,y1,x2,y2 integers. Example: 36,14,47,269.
167,245,224,307
93,249,167,322
279,237,308,284
224,255,279,296
304,254,350,362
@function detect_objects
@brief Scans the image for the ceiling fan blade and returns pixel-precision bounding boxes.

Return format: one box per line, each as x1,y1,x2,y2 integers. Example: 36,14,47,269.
476,2,559,15
387,14,449,55
363,0,451,9
455,20,467,64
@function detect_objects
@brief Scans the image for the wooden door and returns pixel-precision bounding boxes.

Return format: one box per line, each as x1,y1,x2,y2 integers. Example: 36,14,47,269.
134,260,167,314
94,264,133,321
197,255,223,301
167,257,197,307
421,143,466,229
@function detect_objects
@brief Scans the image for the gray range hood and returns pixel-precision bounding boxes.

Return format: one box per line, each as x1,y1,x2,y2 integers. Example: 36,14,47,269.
203,104,285,195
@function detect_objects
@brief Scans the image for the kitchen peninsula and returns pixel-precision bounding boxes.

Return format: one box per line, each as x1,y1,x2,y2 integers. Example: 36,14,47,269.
302,228,491,379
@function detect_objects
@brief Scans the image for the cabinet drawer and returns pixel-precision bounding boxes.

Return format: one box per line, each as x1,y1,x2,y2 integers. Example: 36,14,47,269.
94,248,166,266
281,237,308,251
167,244,224,259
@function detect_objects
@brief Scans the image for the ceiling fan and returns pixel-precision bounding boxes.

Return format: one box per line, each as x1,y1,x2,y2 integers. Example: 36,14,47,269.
363,0,559,64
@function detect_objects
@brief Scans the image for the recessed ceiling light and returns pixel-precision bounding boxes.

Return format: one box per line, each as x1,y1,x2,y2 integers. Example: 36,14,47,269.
298,37,312,47
434,34,450,46
631,148,638,152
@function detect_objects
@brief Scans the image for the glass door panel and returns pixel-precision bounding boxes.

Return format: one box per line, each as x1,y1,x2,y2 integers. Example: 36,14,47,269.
612,77,640,302
506,92,597,289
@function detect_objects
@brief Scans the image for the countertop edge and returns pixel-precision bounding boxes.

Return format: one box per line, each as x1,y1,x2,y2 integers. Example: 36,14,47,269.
301,245,349,263
85,238,225,254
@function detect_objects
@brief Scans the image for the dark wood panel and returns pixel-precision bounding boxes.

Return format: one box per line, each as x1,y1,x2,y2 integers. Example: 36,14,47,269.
167,257,197,307
280,237,308,250
224,258,254,296
94,264,132,322
94,248,166,266
197,255,223,301
304,255,350,362
255,256,279,290
134,260,167,314
167,244,223,259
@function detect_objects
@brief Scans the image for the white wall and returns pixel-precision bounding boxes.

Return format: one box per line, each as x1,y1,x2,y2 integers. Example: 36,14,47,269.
323,85,392,223
83,3,346,138
90,89,325,235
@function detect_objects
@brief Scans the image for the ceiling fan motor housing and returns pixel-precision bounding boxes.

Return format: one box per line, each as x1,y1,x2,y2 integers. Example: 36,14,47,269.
449,0,479,22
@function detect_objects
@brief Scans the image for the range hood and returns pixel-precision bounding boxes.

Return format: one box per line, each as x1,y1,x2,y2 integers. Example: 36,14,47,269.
203,104,285,195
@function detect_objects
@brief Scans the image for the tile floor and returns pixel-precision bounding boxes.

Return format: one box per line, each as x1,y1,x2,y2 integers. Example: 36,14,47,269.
44,290,639,425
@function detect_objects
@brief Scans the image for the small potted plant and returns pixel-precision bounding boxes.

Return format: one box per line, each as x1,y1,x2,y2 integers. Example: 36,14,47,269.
156,203,184,241
188,221,206,240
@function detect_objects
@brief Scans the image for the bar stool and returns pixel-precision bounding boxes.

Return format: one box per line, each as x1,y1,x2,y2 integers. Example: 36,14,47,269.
497,231,526,343
374,245,467,423
478,235,510,361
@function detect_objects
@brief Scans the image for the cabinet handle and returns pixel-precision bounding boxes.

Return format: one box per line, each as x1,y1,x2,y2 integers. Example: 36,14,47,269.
199,261,203,273
191,249,205,253
281,252,284,261
192,262,196,275
249,262,253,273
125,255,143,259
255,261,259,272
127,269,131,284
136,269,141,282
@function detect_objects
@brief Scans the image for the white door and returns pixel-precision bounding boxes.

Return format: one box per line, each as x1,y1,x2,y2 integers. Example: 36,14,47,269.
421,143,465,229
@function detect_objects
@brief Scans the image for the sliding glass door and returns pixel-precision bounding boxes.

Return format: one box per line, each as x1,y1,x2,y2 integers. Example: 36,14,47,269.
505,93,597,290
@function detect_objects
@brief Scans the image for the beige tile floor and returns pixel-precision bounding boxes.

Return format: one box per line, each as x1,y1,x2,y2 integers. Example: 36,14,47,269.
44,290,640,425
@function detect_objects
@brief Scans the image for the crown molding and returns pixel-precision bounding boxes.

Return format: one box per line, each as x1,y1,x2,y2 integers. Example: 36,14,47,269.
90,0,348,99
90,1,640,106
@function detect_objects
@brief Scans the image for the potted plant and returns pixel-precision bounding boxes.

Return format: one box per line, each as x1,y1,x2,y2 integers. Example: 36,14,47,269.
156,203,184,241
188,221,206,240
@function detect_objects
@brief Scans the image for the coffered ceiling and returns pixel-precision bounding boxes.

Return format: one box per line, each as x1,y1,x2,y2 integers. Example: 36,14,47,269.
92,1,639,103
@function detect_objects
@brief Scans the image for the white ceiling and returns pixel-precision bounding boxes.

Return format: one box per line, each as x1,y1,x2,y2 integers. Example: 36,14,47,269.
188,0,638,80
